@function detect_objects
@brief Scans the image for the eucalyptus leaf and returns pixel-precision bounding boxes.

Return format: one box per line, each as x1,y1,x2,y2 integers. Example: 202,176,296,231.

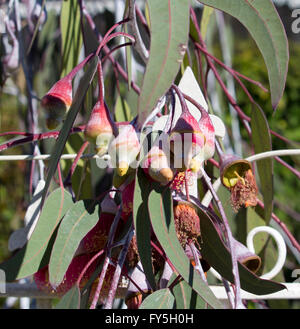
148,188,224,309
55,285,81,309
60,0,82,77
168,273,206,309
0,188,73,281
49,199,100,287
198,0,289,109
196,206,286,295
139,288,175,309
133,168,157,291
251,103,273,224
137,0,190,128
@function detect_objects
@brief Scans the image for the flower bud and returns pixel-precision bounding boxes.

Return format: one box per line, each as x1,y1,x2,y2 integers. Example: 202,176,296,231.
85,102,115,156
41,76,72,129
220,154,258,212
170,111,205,172
198,108,215,161
109,124,140,176
142,145,174,185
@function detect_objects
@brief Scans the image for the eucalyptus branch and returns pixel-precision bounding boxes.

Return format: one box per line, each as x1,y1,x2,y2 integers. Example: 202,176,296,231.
81,0,141,94
104,225,134,309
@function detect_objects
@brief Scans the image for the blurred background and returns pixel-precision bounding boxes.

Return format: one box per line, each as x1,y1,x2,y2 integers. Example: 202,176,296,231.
0,0,299,308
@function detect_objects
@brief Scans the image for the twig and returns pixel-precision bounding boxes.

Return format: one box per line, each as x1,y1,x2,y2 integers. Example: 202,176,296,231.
103,225,134,309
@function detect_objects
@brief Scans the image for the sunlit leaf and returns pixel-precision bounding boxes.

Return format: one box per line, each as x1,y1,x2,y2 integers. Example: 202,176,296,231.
49,199,100,287
251,103,273,224
196,205,286,295
198,0,289,109
60,0,82,77
139,288,175,309
137,0,190,128
148,188,224,309
0,188,73,281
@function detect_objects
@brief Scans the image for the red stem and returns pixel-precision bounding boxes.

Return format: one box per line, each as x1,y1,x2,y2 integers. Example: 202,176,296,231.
76,249,105,287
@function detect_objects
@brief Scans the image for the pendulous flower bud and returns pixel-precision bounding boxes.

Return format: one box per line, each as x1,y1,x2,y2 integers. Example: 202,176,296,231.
84,102,115,156
109,124,140,177
41,76,73,129
142,145,174,185
170,110,205,172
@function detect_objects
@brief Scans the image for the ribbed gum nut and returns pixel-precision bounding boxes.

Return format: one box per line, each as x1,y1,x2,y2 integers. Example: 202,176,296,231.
41,77,72,129
220,154,252,188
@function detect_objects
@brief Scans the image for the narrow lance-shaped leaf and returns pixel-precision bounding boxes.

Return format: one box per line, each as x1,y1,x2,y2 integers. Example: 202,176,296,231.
55,285,81,309
60,0,82,77
196,205,286,295
137,0,190,128
0,188,73,281
133,168,157,291
198,0,289,110
49,199,100,288
148,188,224,309
251,103,273,224
139,288,175,309
168,273,206,309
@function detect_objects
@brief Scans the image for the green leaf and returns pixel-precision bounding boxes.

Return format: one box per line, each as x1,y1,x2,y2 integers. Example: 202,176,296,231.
49,199,100,287
60,0,83,77
197,206,286,295
139,288,175,309
41,56,98,208
114,95,133,122
198,0,289,109
0,188,73,281
133,169,157,291
251,103,273,223
200,5,214,40
55,285,80,309
168,273,206,309
148,188,224,309
137,0,190,128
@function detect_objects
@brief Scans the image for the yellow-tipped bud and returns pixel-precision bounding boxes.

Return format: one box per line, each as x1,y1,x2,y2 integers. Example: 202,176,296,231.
117,161,129,177
189,158,202,173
